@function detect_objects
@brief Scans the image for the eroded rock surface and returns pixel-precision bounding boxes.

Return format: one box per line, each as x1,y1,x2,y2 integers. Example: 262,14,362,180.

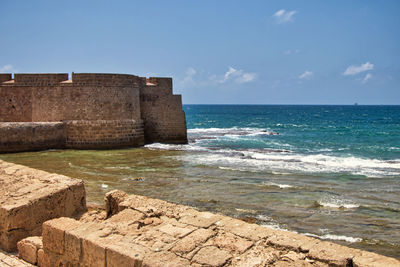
0,160,87,252
36,190,400,267
0,249,34,267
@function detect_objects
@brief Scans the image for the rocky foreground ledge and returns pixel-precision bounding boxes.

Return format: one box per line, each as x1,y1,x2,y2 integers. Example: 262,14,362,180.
0,160,86,252
1,160,399,267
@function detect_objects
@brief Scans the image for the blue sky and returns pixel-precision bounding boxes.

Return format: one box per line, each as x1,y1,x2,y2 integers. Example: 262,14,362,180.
1,1,399,104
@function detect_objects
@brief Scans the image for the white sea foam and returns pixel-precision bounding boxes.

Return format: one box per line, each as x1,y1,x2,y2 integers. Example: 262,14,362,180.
247,151,400,170
261,222,361,243
270,171,293,175
218,166,242,171
188,127,274,137
186,149,400,177
145,143,182,150
304,233,362,243
318,202,360,209
317,196,360,209
275,184,293,189
104,166,131,170
256,214,273,221
257,215,297,232
145,142,207,152
223,134,241,139
146,127,400,178
321,234,362,243
262,182,294,189
261,223,295,233
205,149,400,177
235,208,257,214
188,127,251,134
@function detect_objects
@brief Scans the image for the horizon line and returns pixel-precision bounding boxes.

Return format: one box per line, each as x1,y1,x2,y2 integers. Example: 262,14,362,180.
182,103,400,106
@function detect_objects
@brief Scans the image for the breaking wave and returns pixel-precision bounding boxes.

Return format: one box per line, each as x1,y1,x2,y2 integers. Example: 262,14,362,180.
188,127,274,136
316,196,360,209
304,233,362,243
261,182,295,189
146,127,400,178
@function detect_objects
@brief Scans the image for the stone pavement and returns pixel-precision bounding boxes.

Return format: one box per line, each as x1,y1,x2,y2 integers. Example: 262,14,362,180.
0,250,33,267
35,190,400,267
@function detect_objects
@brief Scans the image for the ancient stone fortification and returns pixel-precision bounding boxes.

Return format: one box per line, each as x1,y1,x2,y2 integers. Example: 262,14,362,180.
0,73,187,152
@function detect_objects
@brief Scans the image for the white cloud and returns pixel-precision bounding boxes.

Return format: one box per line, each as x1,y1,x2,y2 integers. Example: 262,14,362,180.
236,72,256,83
218,66,256,84
180,67,197,86
221,66,238,83
343,62,374,76
178,66,256,89
176,67,198,88
299,70,313,79
273,9,298,24
283,49,300,55
0,64,16,73
186,67,196,76
362,73,372,83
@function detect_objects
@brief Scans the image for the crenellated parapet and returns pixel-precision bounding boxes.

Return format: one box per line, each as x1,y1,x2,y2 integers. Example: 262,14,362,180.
70,73,142,87
14,73,69,86
0,74,12,83
0,72,187,152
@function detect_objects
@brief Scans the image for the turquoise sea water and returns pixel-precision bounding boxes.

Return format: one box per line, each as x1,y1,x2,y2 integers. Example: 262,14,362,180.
149,105,400,257
1,105,399,258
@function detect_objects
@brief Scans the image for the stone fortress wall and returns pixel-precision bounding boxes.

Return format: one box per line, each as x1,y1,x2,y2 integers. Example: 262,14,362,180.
0,73,187,152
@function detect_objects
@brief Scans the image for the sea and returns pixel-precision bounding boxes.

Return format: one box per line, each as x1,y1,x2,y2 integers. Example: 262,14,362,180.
1,105,399,258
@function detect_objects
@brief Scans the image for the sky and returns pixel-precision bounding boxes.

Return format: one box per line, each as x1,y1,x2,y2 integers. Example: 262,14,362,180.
1,1,399,104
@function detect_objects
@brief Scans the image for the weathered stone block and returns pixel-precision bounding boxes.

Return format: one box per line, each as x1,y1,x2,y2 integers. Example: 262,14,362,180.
105,189,128,217
82,238,106,267
192,246,232,267
215,217,269,241
42,217,81,255
179,210,222,228
130,228,174,252
0,161,86,252
0,251,35,267
353,250,400,267
5,182,400,267
65,182,86,216
17,236,42,265
0,229,28,252
229,243,280,267
307,241,360,266
267,229,320,253
142,251,190,267
64,230,82,264
158,223,195,238
107,208,145,224
37,249,65,267
106,243,146,267
213,231,253,254
170,228,216,255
